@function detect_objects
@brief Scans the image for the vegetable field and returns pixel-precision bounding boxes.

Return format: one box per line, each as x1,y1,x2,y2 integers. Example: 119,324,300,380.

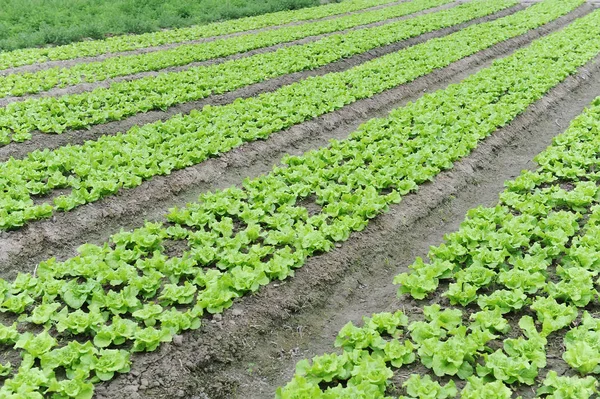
1,0,600,397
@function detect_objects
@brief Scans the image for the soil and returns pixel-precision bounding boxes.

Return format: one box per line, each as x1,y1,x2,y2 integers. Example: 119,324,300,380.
0,4,588,273
0,2,523,161
0,0,415,76
0,0,464,108
0,2,599,399
90,48,600,398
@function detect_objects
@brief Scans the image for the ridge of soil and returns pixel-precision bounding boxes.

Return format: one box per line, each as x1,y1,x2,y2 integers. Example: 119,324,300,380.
0,2,524,161
96,51,600,399
0,3,592,279
0,0,465,107
0,0,418,76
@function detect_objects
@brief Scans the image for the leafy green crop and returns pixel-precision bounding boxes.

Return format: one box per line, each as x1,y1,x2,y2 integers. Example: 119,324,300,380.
1,3,600,397
0,0,582,230
460,378,512,399
477,317,546,385
563,312,600,374
0,0,517,144
537,371,598,398
399,375,457,399
0,0,452,99
281,12,600,397
0,0,402,70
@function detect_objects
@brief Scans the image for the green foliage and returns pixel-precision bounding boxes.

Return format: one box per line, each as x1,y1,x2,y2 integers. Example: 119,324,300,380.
537,371,598,398
1,1,599,397
0,0,452,99
460,377,512,399
0,0,346,52
530,297,578,337
0,0,514,146
335,311,409,351
40,341,96,379
281,5,600,395
394,259,453,300
546,266,598,307
563,312,600,374
469,309,510,335
399,375,457,399
92,349,131,381
2,0,581,230
132,327,172,352
14,330,57,358
477,289,528,314
0,322,19,344
0,362,11,377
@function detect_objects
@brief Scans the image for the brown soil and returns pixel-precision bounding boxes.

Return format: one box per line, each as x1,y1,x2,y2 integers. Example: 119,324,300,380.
0,2,525,162
93,49,600,399
0,0,464,107
0,0,415,76
0,2,598,399
0,2,588,276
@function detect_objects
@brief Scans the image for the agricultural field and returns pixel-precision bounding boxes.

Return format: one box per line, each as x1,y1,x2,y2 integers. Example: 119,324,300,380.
1,0,600,398
0,0,320,51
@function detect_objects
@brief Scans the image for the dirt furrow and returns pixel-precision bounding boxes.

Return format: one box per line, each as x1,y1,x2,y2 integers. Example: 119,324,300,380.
0,0,416,76
0,0,466,108
0,2,521,161
0,3,592,279
95,50,600,399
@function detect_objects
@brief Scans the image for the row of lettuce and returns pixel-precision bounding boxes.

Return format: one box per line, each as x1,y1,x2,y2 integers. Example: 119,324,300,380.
0,0,401,71
277,94,600,399
0,0,517,143
0,0,581,231
0,0,453,99
0,7,600,397
278,307,598,398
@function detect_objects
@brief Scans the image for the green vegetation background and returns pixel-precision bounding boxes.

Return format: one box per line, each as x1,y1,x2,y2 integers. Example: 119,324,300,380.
0,0,323,51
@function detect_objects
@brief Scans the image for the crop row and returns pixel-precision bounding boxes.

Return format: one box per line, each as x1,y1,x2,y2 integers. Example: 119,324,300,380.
278,307,598,398
0,0,517,143
277,95,600,398
0,8,599,396
0,0,400,71
0,0,453,99
0,0,580,231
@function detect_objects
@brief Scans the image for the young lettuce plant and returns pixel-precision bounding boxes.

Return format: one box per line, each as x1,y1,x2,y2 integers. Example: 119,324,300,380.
477,289,528,314
40,341,97,380
477,315,546,385
417,326,490,379
400,375,457,399
294,351,355,384
469,309,510,335
335,310,408,351
537,371,598,398
460,377,513,399
93,316,138,348
14,330,57,358
394,258,453,300
0,322,19,344
562,312,600,374
132,326,172,352
91,349,131,382
0,362,11,377
54,306,107,335
545,266,598,307
530,296,578,337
